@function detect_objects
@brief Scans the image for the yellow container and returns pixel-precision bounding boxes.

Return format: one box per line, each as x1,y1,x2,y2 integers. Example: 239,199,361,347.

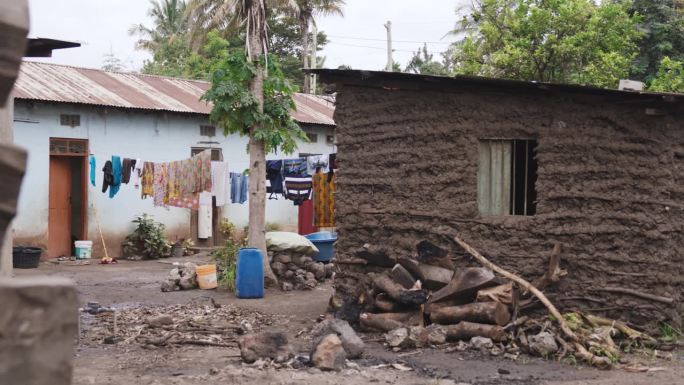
196,264,218,290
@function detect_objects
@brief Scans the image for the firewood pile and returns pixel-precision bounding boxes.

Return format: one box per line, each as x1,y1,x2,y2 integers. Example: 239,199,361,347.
330,236,665,369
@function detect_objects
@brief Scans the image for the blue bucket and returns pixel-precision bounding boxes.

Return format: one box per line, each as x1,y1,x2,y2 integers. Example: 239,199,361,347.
305,232,338,263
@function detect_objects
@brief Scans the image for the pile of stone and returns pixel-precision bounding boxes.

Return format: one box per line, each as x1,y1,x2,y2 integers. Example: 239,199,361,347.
237,318,365,372
266,232,334,291
270,252,334,291
160,262,198,292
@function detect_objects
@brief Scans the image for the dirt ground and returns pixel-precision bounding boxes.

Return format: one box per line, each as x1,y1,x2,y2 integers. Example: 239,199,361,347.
15,256,684,385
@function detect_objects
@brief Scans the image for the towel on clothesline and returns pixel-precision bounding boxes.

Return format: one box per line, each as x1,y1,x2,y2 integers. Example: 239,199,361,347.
211,161,229,206
230,172,249,204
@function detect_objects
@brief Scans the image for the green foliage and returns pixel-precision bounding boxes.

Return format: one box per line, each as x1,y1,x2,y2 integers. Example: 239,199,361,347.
135,1,330,88
630,0,684,82
648,56,684,92
405,44,450,75
452,0,642,88
212,219,246,291
201,32,307,154
658,321,683,342
123,214,171,259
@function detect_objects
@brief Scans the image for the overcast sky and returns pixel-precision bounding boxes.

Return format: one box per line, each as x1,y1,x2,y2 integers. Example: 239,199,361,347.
27,0,468,72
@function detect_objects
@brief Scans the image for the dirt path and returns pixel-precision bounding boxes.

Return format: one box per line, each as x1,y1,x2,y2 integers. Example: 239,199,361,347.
15,258,683,385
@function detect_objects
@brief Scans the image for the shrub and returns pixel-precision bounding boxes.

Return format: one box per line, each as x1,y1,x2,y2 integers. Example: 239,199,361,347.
122,214,171,260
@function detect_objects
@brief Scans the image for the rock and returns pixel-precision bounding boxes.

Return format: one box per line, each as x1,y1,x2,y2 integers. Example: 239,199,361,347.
147,314,173,328
304,279,318,290
528,331,558,357
490,346,503,356
160,279,177,292
283,270,294,280
295,269,306,277
470,336,494,350
169,268,181,281
311,334,346,371
237,332,294,364
385,328,411,348
305,271,316,281
311,319,365,359
274,254,292,264
281,282,293,291
178,275,198,290
420,324,447,346
293,255,314,267
288,263,299,271
324,263,335,278
239,320,253,334
310,263,326,281
271,261,287,276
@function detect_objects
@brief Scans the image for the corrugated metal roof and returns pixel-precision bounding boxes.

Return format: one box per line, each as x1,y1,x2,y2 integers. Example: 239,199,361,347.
14,61,335,126
310,68,684,101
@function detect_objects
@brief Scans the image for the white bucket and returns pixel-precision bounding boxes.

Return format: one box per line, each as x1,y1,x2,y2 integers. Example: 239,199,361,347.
74,240,93,259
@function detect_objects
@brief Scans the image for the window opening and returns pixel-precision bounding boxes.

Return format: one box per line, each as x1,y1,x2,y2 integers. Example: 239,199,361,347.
478,139,537,216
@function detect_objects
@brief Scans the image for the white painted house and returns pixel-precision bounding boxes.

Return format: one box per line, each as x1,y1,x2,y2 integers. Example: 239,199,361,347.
11,61,336,258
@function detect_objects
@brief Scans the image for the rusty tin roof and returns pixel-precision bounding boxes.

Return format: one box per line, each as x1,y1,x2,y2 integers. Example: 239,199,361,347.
15,61,335,126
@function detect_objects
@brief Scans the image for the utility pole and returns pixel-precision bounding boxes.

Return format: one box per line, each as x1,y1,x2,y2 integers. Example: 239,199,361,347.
310,22,317,94
384,20,393,72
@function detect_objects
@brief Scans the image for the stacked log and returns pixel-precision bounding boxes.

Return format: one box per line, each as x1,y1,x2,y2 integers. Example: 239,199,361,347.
340,241,513,343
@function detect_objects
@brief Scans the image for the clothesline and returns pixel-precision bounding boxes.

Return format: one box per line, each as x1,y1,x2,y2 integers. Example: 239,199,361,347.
92,150,248,210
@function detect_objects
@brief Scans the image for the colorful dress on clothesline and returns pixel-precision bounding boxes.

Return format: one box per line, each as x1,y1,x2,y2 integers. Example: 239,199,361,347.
153,163,169,207
313,171,336,228
141,162,155,198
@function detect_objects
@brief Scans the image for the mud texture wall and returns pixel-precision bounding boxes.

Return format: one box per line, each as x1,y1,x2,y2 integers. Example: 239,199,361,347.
332,82,684,328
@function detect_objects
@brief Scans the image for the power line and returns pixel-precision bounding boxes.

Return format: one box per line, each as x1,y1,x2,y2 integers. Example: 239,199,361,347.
327,34,454,45
326,41,417,53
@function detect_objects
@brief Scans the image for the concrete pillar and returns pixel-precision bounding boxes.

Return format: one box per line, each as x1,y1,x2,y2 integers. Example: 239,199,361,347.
0,277,78,385
0,95,15,277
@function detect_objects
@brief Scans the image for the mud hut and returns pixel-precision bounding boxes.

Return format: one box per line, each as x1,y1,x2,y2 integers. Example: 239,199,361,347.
313,69,683,329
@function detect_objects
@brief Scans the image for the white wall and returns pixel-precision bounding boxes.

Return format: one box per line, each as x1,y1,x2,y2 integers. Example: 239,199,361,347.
12,101,335,254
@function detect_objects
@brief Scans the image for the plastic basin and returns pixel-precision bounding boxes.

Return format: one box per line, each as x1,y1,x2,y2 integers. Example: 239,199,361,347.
305,232,338,263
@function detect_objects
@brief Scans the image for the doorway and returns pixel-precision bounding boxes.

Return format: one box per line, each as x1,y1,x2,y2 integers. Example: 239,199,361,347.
48,138,88,258
190,147,223,247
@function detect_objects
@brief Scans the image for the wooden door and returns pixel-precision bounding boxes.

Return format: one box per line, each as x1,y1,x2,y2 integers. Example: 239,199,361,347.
48,156,72,257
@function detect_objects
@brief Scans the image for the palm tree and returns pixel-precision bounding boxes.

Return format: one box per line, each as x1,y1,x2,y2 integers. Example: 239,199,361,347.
129,0,188,52
186,0,294,285
290,0,345,93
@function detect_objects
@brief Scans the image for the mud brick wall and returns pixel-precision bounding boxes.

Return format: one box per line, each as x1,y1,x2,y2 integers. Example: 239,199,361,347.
332,82,684,328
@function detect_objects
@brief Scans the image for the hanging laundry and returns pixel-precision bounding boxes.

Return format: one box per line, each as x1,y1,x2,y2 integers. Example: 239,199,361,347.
132,158,142,189
101,160,113,194
168,194,199,210
283,157,307,175
230,172,249,204
89,155,96,186
153,163,168,207
199,191,213,206
266,160,284,199
141,162,154,198
195,149,213,193
306,154,329,175
284,174,312,206
314,171,336,227
167,161,181,201
109,156,122,198
121,158,136,184
198,204,213,239
211,161,229,206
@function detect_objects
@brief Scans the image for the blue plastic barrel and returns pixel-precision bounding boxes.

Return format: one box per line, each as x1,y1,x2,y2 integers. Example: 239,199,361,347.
305,232,338,263
235,248,264,298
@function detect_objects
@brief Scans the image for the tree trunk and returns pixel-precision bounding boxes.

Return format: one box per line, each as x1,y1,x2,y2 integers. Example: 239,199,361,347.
247,3,277,286
300,17,310,94
431,302,511,326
